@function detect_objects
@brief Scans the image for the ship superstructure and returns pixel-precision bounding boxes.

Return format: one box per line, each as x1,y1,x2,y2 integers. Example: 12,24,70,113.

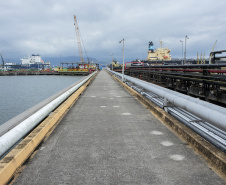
20,54,44,65
4,54,50,71
147,41,171,61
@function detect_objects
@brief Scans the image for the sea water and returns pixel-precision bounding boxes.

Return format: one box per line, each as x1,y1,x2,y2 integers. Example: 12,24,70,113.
0,75,84,125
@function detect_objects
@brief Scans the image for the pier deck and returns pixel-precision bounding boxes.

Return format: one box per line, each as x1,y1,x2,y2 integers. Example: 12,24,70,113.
14,70,224,184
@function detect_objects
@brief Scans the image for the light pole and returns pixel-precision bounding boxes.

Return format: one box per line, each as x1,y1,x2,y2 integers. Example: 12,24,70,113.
184,35,189,64
110,53,113,70
119,39,125,82
180,40,183,65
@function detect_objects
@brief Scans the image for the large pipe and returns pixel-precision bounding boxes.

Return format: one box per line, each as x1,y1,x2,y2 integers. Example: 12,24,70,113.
109,70,226,132
0,76,90,137
0,72,97,157
110,70,226,115
168,108,226,152
129,63,226,69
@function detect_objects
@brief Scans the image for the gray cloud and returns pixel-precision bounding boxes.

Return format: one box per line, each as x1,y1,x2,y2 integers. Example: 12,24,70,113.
0,0,226,62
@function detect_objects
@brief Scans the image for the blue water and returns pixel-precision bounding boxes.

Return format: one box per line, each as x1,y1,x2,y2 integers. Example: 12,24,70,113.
0,75,84,125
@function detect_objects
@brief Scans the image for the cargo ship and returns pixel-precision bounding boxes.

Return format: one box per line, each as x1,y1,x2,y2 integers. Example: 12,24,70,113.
4,54,50,71
147,41,171,61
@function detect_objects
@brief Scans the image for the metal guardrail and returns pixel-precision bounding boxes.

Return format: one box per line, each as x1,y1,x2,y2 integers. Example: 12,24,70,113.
108,69,226,152
0,72,97,157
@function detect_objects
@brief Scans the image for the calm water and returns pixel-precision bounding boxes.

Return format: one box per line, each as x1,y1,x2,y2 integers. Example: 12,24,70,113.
0,75,84,125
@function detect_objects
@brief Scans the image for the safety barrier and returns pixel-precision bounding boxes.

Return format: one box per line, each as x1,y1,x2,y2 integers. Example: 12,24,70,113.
0,71,97,157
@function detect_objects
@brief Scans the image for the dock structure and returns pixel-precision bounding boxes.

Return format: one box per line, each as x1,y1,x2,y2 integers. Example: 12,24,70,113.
9,70,226,184
0,71,89,76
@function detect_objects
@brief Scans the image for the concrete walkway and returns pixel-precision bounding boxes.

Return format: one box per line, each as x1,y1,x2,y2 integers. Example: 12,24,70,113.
14,70,224,184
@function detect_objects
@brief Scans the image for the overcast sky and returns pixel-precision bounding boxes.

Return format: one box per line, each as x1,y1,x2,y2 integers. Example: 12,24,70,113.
0,0,226,62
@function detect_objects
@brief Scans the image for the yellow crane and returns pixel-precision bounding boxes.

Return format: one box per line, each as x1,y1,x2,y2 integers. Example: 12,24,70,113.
74,15,84,63
209,40,217,64
211,40,217,52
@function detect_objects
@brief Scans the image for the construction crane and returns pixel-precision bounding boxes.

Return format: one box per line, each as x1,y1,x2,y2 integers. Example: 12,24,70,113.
74,15,84,63
0,52,5,71
211,40,217,52
209,40,217,64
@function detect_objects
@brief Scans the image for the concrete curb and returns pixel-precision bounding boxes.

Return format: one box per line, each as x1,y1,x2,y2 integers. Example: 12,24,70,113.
0,73,97,185
109,72,226,180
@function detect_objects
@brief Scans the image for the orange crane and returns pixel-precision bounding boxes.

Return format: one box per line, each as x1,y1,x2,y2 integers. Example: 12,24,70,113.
74,15,84,63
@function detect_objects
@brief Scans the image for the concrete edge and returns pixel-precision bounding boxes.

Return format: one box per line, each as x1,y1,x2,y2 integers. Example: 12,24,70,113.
109,72,226,180
0,73,98,185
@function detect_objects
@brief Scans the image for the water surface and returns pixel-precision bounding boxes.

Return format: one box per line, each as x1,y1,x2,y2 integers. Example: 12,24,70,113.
0,75,84,125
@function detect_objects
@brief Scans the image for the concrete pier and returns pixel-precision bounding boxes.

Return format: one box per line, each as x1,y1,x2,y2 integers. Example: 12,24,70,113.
14,70,224,184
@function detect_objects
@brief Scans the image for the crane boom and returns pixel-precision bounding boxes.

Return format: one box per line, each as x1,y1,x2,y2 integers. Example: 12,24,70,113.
209,40,217,64
74,15,84,63
0,53,4,67
211,40,217,52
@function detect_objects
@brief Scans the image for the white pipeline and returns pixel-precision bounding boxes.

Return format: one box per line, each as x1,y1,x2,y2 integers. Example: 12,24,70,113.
109,70,226,132
0,72,96,157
